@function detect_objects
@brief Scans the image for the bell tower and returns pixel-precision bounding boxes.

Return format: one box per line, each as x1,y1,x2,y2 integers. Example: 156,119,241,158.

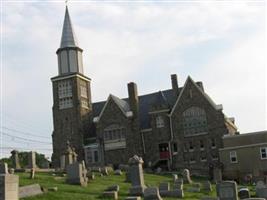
51,6,92,167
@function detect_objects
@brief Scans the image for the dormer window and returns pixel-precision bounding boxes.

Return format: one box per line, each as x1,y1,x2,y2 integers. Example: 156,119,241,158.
156,116,164,128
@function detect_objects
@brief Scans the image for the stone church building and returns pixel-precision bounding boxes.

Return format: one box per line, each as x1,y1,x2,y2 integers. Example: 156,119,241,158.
51,7,238,175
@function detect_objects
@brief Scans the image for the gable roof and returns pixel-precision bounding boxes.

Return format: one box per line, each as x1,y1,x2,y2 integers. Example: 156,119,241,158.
92,89,177,129
96,94,131,122
170,76,221,116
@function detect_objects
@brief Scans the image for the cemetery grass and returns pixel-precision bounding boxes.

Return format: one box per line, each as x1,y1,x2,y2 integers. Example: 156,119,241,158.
18,172,255,200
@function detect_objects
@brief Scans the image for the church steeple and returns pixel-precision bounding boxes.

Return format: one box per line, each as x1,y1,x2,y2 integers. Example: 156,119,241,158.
60,6,79,48
56,6,84,75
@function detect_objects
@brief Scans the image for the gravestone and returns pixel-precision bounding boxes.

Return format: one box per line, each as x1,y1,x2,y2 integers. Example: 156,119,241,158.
172,174,178,183
256,181,267,199
174,179,183,190
11,150,20,169
216,181,238,200
66,162,88,186
125,197,141,200
102,167,109,176
30,168,35,179
102,191,118,199
0,174,19,200
160,189,184,198
128,155,146,196
203,181,212,192
238,188,250,199
105,185,120,192
182,169,192,184
0,163,8,174
144,187,162,200
213,168,222,183
114,169,122,175
159,182,170,194
28,151,36,169
19,184,43,198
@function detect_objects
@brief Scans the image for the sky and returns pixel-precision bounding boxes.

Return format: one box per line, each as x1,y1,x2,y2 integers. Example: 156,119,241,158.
1,0,266,159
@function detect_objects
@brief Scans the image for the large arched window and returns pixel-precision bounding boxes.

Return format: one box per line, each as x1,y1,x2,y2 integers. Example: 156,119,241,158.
182,107,208,136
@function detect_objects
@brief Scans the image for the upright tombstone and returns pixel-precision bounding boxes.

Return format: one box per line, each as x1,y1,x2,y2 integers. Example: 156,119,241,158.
11,150,21,169
182,169,192,184
238,188,250,199
28,151,36,169
144,187,162,200
203,181,212,192
172,174,178,183
66,161,88,186
216,181,238,200
256,181,267,199
0,174,19,200
128,155,146,196
213,167,222,183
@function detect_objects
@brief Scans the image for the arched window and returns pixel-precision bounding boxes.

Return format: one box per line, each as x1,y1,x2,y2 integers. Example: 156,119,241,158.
182,107,208,136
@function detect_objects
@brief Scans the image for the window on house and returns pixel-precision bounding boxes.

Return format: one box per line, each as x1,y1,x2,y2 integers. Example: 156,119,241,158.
211,138,216,148
182,107,208,136
200,140,204,150
189,141,194,151
261,147,267,159
200,153,207,162
190,155,195,163
104,124,126,142
93,150,99,163
173,143,178,153
156,116,164,128
230,151,237,163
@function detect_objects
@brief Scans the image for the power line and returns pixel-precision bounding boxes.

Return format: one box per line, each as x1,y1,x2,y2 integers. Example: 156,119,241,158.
1,147,53,151
1,131,52,145
2,126,51,139
2,113,52,133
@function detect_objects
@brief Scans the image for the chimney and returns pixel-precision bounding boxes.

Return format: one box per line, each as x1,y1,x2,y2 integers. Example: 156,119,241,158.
196,81,204,92
171,74,179,97
127,82,139,117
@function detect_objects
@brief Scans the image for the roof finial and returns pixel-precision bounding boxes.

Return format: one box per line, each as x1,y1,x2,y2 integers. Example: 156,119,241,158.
65,0,69,6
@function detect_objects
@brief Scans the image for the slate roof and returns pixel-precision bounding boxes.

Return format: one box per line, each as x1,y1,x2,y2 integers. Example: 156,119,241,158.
92,89,178,130
60,6,79,48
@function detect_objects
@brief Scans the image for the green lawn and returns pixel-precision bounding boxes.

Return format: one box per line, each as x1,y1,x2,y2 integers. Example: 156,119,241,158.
18,172,255,200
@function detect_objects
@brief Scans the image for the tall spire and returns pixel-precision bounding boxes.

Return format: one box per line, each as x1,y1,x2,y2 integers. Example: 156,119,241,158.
60,6,79,48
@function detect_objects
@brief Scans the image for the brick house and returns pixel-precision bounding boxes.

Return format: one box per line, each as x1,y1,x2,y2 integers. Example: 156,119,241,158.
52,7,238,174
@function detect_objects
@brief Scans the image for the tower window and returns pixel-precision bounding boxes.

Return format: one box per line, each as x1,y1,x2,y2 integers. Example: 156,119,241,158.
211,138,216,148
58,80,73,109
80,82,88,98
156,116,164,128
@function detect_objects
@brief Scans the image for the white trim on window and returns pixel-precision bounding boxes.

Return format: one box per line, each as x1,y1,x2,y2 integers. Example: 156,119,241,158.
260,147,267,160
230,151,238,163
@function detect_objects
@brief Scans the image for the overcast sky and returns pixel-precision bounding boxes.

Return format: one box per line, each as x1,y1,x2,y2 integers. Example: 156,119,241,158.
1,0,266,159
